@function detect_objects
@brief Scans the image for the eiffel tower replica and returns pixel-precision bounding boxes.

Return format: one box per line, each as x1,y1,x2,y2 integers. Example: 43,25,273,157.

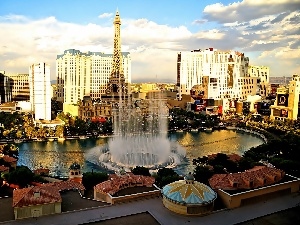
101,10,130,103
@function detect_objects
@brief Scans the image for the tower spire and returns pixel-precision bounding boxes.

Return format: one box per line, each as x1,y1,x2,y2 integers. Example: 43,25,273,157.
105,10,127,96
111,9,123,78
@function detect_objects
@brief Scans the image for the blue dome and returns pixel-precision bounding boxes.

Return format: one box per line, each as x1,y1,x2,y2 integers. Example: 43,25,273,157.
162,180,217,205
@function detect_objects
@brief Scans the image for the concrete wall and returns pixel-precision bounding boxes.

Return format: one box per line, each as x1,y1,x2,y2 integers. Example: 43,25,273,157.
163,197,187,215
162,196,214,215
111,190,161,204
217,178,300,209
94,189,161,204
14,202,61,219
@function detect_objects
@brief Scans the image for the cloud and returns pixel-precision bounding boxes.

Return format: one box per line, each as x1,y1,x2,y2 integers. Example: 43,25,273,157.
0,15,192,82
98,13,113,19
0,14,28,22
192,19,207,25
0,1,299,83
203,0,300,23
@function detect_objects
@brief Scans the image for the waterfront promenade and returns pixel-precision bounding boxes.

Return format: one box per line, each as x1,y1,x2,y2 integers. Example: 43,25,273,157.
1,192,299,225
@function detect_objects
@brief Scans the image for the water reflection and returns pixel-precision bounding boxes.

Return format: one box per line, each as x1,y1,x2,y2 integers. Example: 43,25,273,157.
16,130,264,177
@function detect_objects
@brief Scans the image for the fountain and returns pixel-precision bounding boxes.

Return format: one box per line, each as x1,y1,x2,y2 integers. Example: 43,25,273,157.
99,97,185,171
98,10,184,171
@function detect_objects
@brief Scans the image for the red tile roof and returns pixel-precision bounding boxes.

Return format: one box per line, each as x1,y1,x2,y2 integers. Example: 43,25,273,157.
209,166,285,190
13,180,85,208
2,155,17,163
13,185,61,207
0,165,9,172
42,180,85,191
94,173,155,195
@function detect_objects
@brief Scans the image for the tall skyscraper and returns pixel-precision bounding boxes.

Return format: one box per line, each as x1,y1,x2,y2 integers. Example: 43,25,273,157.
29,63,51,121
177,48,257,101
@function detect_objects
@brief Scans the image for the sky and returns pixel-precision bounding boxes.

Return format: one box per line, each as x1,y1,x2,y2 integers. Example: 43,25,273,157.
0,0,299,82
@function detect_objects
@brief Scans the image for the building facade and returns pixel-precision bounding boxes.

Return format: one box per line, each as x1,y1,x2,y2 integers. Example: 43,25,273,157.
0,71,12,103
29,63,51,121
56,49,131,104
270,74,300,121
248,65,270,97
78,96,112,121
6,73,30,101
177,48,256,101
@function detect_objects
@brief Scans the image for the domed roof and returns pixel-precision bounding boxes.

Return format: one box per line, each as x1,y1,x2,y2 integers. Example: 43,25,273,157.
69,162,81,170
162,180,217,205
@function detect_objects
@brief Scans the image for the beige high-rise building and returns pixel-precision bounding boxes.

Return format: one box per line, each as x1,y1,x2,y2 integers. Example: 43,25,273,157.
56,49,131,105
1,72,30,102
248,65,270,97
270,74,300,121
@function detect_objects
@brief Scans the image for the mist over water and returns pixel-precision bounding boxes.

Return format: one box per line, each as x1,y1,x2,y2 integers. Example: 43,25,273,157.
99,97,185,170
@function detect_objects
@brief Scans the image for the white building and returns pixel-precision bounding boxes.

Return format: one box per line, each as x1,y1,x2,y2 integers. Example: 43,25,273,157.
56,49,131,104
248,65,270,97
177,48,257,101
29,63,51,121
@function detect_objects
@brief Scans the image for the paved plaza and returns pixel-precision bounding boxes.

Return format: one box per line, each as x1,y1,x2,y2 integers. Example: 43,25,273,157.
0,192,299,225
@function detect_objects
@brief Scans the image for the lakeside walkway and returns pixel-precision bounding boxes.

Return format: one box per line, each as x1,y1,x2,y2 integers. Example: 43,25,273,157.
1,192,299,225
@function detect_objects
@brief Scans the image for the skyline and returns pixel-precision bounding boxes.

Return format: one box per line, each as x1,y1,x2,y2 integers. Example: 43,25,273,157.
0,0,299,82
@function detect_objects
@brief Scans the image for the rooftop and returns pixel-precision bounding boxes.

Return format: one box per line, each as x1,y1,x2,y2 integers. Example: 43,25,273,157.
209,166,285,190
2,155,17,163
94,173,155,195
57,49,130,59
0,165,9,172
13,185,61,207
162,179,217,205
13,180,85,208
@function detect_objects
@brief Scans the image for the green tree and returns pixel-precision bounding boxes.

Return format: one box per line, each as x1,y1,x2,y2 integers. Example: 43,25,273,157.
131,166,151,176
193,165,214,184
73,117,88,135
82,172,109,190
0,144,18,158
4,166,34,188
55,125,64,137
155,168,180,188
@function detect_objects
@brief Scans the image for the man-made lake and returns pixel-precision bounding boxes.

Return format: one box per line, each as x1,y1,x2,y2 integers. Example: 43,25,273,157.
16,130,264,177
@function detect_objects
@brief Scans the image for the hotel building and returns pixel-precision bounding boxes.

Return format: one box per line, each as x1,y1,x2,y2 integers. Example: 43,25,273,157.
177,48,257,101
270,74,300,121
248,65,270,97
56,49,131,105
29,63,51,121
6,73,30,101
